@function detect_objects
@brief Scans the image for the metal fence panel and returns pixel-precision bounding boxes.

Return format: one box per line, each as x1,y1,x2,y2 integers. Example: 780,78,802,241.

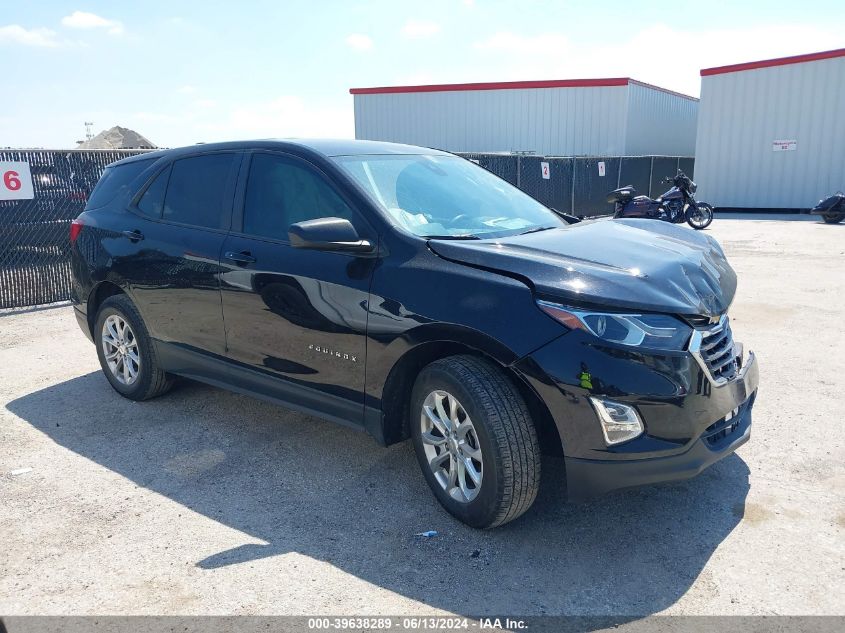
461,154,693,217
678,157,695,179
0,150,146,309
573,157,622,216
517,156,574,213
460,153,519,186
619,157,653,196
649,157,680,198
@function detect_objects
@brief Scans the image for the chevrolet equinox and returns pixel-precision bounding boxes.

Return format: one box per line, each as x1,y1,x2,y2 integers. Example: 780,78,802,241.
69,140,759,528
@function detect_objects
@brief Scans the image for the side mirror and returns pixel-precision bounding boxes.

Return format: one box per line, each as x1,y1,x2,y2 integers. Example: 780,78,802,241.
288,217,374,254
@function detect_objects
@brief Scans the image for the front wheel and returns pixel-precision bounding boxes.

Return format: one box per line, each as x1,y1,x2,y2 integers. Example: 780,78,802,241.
822,212,844,224
410,355,541,529
687,202,714,229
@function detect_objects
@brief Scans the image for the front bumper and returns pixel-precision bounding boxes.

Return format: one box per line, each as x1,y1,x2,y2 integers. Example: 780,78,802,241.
565,389,754,500
514,328,759,501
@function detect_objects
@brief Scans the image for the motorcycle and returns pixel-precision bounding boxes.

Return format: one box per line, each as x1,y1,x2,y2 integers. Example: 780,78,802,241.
608,170,714,230
807,191,844,224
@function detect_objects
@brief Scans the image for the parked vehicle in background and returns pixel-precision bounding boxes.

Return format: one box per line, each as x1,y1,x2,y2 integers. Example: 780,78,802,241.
69,140,758,528
609,170,714,229
806,191,845,224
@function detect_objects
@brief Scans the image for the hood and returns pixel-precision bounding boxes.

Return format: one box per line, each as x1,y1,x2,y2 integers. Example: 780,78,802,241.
428,219,736,317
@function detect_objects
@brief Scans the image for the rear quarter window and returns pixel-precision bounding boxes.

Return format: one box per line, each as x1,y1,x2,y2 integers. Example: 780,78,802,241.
86,158,155,210
136,165,171,218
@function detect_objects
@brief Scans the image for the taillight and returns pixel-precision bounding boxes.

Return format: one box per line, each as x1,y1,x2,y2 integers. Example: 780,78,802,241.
70,219,83,243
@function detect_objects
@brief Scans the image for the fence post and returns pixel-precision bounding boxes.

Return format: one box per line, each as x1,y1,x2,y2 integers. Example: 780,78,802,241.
647,156,654,198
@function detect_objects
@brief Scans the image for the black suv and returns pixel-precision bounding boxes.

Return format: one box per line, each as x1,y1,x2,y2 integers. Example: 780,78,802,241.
70,140,759,528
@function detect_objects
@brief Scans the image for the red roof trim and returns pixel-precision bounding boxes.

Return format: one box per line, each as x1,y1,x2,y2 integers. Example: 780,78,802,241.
701,48,845,76
350,77,631,95
350,77,698,100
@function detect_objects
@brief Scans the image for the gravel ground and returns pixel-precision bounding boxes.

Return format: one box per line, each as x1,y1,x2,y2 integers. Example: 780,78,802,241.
0,215,843,617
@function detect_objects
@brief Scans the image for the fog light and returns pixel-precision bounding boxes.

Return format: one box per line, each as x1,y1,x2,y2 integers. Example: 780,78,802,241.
589,397,644,445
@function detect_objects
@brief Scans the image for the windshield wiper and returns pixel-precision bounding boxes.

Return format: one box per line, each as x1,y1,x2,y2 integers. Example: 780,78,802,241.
517,225,558,236
424,234,481,240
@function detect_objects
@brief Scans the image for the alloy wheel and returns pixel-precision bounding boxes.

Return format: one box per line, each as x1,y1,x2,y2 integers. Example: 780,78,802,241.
420,390,483,503
101,314,140,385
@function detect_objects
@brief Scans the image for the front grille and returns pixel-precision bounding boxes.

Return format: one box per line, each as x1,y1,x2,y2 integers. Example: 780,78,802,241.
698,317,738,382
703,418,741,447
702,392,755,448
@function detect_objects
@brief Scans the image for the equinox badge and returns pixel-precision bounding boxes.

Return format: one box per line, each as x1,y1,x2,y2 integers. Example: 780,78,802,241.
308,344,357,363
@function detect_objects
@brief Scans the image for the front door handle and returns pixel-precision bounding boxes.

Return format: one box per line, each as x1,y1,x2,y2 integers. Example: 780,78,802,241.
224,251,256,265
122,229,144,242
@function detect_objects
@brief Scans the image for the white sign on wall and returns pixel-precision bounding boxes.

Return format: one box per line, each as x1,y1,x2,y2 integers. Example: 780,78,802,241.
772,140,797,152
0,162,35,200
597,161,606,177
540,161,550,180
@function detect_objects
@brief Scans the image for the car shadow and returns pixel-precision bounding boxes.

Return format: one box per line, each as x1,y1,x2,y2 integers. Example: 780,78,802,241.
7,373,750,617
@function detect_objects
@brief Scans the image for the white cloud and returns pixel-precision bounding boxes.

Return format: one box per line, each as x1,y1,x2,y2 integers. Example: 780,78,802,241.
193,99,216,109
177,85,197,95
471,24,843,98
345,33,373,51
61,11,124,35
0,24,60,47
401,19,442,39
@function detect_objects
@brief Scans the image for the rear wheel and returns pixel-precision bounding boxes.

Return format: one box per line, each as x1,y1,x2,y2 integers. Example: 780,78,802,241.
410,355,541,529
687,202,714,229
94,294,173,401
822,212,844,224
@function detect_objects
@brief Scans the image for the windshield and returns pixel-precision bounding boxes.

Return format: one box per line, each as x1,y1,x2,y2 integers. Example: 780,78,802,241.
333,154,563,238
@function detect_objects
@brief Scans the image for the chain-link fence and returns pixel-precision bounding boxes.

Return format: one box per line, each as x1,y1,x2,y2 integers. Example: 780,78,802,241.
0,149,693,310
0,150,147,309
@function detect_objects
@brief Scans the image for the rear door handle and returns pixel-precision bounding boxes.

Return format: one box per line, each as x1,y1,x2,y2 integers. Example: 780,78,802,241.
224,251,256,265
122,230,144,241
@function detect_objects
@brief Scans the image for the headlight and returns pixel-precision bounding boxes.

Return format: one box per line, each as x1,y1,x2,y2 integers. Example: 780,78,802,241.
537,300,692,351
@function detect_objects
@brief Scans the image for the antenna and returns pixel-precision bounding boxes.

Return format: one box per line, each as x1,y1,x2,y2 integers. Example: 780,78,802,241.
84,122,94,141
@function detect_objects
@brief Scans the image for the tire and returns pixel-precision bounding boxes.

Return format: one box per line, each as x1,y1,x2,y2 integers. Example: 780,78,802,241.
410,355,541,529
94,294,173,401
822,212,844,224
687,202,714,229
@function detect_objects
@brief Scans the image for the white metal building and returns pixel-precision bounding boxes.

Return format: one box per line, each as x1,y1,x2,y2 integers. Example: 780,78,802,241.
695,48,845,209
351,78,698,156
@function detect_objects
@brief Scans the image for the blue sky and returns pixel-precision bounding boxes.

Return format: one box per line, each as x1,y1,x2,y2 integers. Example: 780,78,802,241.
2,0,843,148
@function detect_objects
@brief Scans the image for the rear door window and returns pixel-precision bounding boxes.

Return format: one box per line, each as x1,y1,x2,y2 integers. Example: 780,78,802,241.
86,158,155,209
162,153,238,229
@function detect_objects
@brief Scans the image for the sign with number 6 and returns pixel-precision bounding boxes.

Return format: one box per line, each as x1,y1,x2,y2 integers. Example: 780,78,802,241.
1,161,35,200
